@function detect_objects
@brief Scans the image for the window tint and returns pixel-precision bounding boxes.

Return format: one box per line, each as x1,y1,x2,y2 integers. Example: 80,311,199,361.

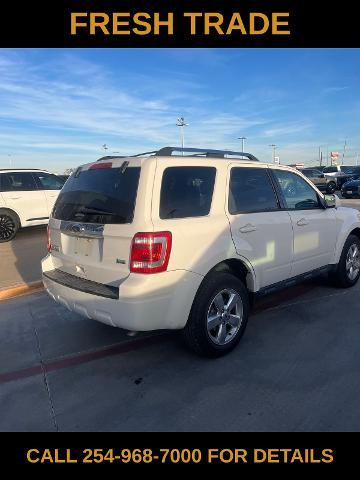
304,169,322,178
273,170,321,210
36,172,64,190
53,167,140,224
323,166,338,173
341,166,360,175
160,167,216,219
228,167,279,214
1,172,37,192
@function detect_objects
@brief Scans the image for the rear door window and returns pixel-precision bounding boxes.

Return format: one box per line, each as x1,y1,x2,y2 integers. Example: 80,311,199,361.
160,166,216,219
52,166,141,224
1,172,38,192
228,167,279,214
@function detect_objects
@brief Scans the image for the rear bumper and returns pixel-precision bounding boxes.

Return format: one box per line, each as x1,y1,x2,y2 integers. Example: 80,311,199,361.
41,254,203,331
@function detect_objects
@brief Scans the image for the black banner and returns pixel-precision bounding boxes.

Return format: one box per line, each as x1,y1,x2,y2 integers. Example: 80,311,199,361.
0,0,358,47
1,432,358,472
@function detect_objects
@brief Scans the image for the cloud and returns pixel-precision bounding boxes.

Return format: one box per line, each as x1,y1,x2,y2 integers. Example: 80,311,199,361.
261,122,312,138
322,86,349,95
0,50,275,168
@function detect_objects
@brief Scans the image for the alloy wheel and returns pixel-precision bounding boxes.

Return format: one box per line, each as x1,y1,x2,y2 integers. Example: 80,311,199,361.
346,243,360,281
0,215,16,241
206,288,243,345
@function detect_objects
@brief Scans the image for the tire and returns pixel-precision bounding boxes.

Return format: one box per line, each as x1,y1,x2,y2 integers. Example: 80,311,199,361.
330,234,360,288
326,181,336,194
0,209,19,242
183,272,250,357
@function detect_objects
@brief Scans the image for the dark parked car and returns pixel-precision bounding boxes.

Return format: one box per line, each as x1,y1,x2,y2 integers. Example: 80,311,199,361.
323,165,360,189
341,178,360,198
300,168,337,194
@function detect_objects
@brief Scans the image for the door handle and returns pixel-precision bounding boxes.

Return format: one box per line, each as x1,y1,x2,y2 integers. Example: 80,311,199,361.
297,218,309,226
9,196,20,200
239,223,257,233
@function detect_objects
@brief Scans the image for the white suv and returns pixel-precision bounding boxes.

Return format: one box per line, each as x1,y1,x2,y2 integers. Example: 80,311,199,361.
41,147,360,357
0,169,64,242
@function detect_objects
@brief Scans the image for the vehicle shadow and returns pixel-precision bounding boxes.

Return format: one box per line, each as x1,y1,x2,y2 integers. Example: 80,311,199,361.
6,225,47,286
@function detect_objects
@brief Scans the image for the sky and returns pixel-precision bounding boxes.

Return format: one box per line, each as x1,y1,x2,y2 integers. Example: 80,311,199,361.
0,48,359,173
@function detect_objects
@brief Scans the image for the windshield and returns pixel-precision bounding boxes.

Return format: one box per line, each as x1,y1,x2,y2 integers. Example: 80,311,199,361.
52,166,140,224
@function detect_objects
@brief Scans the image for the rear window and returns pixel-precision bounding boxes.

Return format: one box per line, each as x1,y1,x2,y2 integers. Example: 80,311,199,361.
160,167,216,219
52,166,140,224
323,166,338,173
341,166,360,175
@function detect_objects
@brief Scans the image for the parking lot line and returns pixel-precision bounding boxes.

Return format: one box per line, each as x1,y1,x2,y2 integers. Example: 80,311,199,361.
0,332,169,385
0,278,351,386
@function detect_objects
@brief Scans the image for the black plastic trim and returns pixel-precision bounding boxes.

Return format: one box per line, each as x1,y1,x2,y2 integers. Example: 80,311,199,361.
43,269,119,299
256,265,334,297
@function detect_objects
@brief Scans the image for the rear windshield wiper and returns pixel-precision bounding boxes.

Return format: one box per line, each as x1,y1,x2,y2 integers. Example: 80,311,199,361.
76,206,115,216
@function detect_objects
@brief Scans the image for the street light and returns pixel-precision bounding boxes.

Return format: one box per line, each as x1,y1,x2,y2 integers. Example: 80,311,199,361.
341,139,347,165
318,144,328,166
176,117,188,154
238,137,247,158
102,144,109,153
269,144,277,163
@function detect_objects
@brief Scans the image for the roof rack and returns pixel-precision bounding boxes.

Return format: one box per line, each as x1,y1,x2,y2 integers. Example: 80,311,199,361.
0,168,48,171
156,147,259,161
96,147,259,162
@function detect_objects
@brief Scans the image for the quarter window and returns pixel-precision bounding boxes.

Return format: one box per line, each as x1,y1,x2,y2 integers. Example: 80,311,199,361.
35,172,64,190
228,167,279,214
273,170,321,210
160,167,216,219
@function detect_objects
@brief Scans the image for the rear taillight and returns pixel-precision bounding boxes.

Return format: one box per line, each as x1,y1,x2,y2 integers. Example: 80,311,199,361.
130,232,172,274
47,225,52,253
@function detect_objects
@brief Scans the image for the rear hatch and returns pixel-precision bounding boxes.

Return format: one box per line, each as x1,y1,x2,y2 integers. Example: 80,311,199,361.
48,160,142,286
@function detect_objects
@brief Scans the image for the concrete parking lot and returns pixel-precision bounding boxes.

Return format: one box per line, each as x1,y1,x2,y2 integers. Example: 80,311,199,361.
0,225,46,289
1,274,359,432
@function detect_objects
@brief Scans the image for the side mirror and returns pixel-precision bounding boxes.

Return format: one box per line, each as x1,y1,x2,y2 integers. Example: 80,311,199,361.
319,173,325,178
323,194,336,208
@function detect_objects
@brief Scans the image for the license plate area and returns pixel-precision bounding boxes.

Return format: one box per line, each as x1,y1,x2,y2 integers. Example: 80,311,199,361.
73,236,98,258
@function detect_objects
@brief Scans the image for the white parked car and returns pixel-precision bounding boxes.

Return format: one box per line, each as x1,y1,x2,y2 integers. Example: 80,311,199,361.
42,147,360,357
0,169,65,242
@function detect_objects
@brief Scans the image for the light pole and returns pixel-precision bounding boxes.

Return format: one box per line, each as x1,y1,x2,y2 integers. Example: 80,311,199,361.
341,139,347,165
176,117,188,154
102,144,109,154
238,136,246,155
269,144,277,163
318,145,327,166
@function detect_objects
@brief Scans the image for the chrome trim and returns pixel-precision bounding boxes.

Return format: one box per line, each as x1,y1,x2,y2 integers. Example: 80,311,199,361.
60,221,104,238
